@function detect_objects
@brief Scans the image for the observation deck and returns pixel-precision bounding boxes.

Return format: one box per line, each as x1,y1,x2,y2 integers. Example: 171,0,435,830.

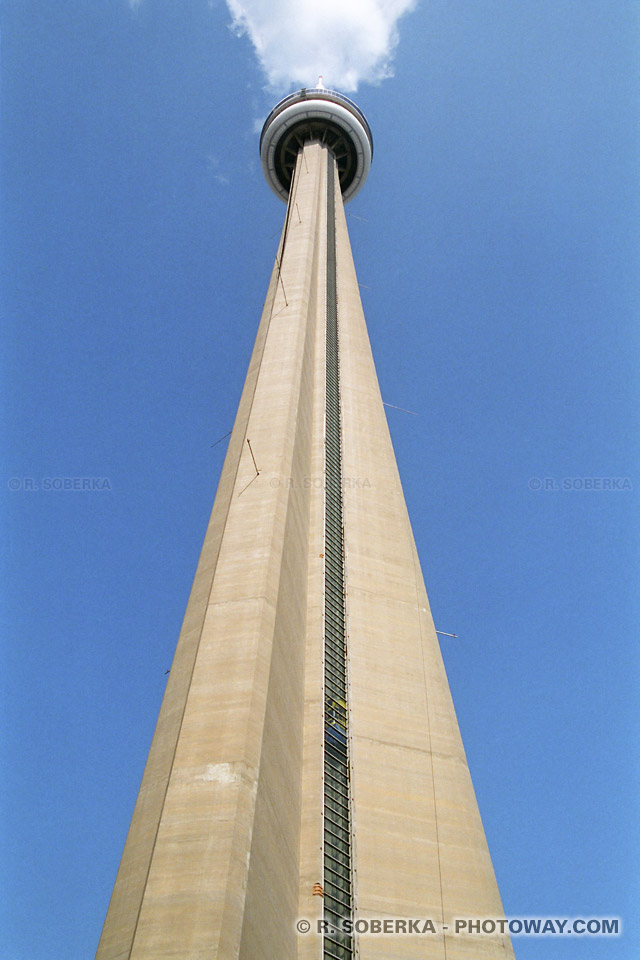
260,84,373,203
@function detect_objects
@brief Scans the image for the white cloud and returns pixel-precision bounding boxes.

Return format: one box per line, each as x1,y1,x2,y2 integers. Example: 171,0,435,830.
224,0,418,92
206,152,230,185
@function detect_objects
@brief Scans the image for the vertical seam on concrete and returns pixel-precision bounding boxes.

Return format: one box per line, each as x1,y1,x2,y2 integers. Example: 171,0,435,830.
406,534,447,960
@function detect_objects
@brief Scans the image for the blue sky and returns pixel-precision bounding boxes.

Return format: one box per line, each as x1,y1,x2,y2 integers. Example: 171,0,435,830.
2,1,639,957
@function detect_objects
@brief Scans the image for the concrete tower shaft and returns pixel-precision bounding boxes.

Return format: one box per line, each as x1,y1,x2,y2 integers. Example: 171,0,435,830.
97,92,513,960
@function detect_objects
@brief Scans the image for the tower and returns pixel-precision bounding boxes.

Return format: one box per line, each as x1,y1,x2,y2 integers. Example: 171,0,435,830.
97,86,514,960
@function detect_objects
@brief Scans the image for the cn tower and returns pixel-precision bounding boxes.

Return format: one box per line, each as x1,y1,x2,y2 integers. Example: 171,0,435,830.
97,84,514,960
